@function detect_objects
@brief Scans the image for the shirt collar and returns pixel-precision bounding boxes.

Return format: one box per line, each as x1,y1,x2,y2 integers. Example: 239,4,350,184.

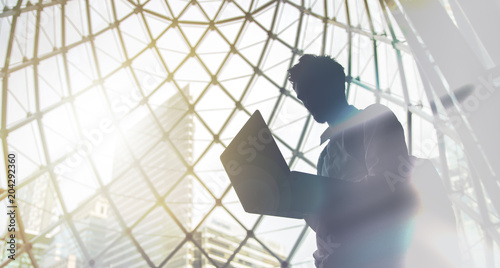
320,105,360,144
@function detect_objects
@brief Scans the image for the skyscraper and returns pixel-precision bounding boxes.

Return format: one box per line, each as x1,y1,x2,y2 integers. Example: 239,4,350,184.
30,86,284,267
102,85,195,267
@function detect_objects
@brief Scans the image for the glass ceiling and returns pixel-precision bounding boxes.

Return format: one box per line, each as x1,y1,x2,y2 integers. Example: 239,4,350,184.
0,0,498,267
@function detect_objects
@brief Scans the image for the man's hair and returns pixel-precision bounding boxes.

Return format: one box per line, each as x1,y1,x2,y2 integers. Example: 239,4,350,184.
287,54,346,94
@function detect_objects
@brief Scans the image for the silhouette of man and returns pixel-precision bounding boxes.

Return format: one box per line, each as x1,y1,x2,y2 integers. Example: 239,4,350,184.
288,54,417,267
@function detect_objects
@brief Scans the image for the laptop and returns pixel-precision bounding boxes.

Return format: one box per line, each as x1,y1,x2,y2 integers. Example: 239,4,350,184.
220,110,330,219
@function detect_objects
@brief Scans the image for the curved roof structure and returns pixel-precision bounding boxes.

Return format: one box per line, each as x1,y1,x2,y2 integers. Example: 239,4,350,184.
1,0,499,267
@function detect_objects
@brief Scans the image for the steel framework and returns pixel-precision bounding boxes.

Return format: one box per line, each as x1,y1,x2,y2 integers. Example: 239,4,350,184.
0,0,498,267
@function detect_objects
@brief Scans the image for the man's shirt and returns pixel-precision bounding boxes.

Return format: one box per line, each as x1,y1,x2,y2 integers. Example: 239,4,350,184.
308,104,414,267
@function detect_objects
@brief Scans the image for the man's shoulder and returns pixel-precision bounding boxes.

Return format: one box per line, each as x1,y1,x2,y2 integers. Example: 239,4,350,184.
320,104,398,144
358,104,398,125
361,104,394,116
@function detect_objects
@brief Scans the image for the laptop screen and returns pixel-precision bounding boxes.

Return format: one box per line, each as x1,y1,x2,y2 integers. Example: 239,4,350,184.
220,110,291,213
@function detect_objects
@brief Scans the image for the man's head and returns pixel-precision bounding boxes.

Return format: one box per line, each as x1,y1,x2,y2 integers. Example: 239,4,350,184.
288,54,347,123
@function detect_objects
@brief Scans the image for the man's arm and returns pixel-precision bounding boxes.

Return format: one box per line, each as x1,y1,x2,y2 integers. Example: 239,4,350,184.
304,105,416,226
363,104,411,191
